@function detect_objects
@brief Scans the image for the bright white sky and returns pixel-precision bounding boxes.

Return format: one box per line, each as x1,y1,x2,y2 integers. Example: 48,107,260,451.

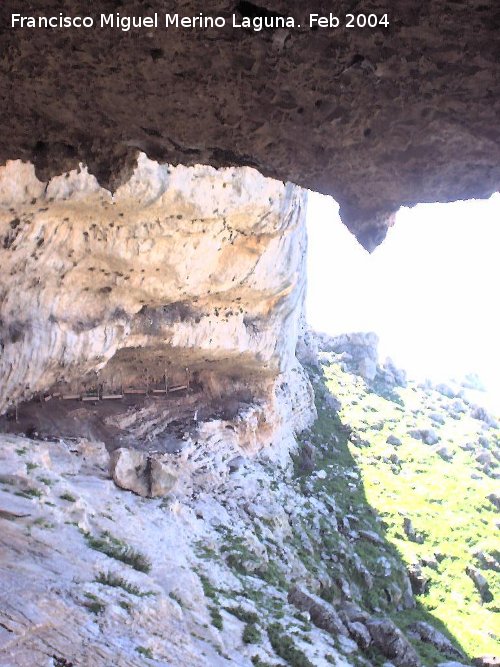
306,192,500,404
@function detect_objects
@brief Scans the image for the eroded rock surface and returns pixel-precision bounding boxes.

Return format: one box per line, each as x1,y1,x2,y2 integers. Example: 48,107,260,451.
1,1,500,247
0,155,315,457
0,415,413,667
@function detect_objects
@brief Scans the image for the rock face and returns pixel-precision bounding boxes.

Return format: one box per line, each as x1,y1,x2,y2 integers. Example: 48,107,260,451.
0,420,410,667
315,330,408,387
1,1,500,248
0,155,315,456
317,331,380,381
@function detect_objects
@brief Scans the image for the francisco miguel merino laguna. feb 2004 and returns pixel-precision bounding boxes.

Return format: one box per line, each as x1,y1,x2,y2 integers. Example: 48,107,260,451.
10,12,390,31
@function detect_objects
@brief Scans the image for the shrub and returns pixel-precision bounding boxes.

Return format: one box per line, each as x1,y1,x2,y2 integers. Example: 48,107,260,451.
85,532,151,573
243,623,262,644
209,605,223,630
95,571,143,596
267,624,314,667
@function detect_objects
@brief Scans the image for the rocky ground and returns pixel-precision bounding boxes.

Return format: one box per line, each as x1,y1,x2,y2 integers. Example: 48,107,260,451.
0,332,498,667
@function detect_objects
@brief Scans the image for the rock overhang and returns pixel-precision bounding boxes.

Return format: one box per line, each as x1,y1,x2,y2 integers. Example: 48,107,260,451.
0,0,499,250
0,156,315,452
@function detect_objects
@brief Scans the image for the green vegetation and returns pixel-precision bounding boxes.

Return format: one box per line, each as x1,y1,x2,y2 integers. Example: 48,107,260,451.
60,492,76,502
84,531,151,573
83,592,105,615
225,606,259,624
220,529,261,575
185,354,497,666
251,658,276,667
197,572,223,629
267,623,314,667
33,517,54,529
209,605,223,630
136,646,153,659
14,488,42,499
243,623,262,644
199,573,219,601
95,571,155,597
318,356,499,660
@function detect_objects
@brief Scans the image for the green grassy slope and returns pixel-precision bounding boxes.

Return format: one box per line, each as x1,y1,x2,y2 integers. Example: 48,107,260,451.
318,355,499,660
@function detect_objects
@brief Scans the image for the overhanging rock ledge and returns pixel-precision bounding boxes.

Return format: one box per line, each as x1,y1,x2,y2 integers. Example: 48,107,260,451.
0,0,499,248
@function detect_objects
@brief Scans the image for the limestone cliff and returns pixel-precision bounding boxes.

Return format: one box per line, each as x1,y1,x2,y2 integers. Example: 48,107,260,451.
0,155,315,457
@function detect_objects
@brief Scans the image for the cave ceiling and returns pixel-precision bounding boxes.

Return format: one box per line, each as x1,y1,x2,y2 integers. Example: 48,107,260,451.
1,0,499,249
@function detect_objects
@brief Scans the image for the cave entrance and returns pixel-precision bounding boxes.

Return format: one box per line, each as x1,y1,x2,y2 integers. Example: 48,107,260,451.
306,190,500,403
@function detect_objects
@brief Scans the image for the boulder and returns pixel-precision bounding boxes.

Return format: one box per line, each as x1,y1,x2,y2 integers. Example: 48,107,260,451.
366,618,421,667
109,448,177,498
228,455,246,473
486,493,500,510
436,446,453,461
407,563,429,595
465,566,493,603
149,458,178,498
347,621,372,650
109,448,149,497
407,621,465,660
287,585,348,636
420,555,439,570
296,442,317,474
472,657,500,667
476,451,492,466
359,529,385,546
387,435,403,447
450,400,467,415
337,601,371,625
430,412,446,425
470,406,498,428
403,518,425,544
409,428,440,446
473,550,500,573
435,384,459,399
